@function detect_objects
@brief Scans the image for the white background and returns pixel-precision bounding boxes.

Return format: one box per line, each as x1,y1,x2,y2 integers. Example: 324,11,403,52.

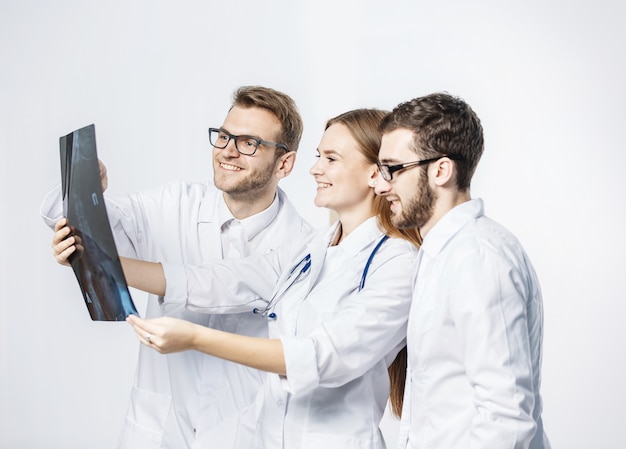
1,1,625,448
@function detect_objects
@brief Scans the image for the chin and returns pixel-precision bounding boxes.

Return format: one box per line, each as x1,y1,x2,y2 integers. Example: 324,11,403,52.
391,215,412,230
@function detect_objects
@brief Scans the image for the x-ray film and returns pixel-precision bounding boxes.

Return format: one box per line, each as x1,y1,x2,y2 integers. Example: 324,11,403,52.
60,124,138,321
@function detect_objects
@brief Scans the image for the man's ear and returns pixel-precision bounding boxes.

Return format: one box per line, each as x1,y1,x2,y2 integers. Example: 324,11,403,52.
431,157,456,187
275,151,296,179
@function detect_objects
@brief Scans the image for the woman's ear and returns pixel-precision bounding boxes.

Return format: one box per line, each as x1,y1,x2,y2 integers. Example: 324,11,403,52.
367,166,378,188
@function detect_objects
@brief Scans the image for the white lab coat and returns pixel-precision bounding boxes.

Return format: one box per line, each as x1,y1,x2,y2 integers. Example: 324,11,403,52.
40,182,312,449
162,217,419,449
398,199,551,449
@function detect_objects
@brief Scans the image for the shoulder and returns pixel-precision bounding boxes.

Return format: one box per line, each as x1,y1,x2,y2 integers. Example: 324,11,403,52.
359,235,420,296
455,215,527,263
131,180,212,199
376,234,420,262
152,181,219,206
370,235,420,273
444,216,537,289
275,187,314,234
385,235,421,254
115,182,215,215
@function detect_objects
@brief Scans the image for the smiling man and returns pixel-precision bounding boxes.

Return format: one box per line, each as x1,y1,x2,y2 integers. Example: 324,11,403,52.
375,93,550,449
41,86,312,449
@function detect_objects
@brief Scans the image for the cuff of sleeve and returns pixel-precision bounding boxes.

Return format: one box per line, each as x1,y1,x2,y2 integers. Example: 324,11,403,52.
161,262,188,305
280,335,319,396
40,184,63,229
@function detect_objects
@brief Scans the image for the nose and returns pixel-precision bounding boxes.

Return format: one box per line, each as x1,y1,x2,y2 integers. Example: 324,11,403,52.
309,157,322,176
374,176,391,196
220,137,240,158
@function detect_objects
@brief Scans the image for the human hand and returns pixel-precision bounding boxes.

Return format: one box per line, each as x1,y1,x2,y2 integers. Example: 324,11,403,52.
51,217,83,266
126,315,199,354
98,159,108,192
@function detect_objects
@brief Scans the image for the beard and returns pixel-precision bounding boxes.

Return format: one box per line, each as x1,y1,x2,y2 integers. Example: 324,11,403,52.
214,157,278,201
392,171,436,230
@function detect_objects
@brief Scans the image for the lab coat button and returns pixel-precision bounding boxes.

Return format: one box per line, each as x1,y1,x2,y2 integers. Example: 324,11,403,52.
276,399,283,406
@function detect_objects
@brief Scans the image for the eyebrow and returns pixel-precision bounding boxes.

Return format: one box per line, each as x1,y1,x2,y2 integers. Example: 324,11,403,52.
378,157,402,164
219,127,263,140
317,148,341,157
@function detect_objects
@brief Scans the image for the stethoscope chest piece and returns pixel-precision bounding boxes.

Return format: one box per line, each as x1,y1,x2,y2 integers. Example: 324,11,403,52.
253,254,312,320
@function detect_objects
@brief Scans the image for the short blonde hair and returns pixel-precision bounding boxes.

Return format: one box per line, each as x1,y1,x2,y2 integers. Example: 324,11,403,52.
232,86,303,153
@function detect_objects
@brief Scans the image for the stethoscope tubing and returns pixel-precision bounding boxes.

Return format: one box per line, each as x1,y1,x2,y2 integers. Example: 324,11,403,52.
253,235,388,320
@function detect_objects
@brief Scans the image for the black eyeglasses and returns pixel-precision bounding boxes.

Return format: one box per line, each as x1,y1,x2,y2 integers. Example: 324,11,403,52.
208,128,289,156
377,155,459,181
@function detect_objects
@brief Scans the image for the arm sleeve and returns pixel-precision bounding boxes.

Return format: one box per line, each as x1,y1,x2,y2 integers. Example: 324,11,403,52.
40,184,145,258
281,242,417,395
40,184,64,229
451,245,538,448
160,246,288,314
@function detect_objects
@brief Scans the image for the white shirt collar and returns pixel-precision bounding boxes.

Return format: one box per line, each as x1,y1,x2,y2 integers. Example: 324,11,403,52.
218,193,281,242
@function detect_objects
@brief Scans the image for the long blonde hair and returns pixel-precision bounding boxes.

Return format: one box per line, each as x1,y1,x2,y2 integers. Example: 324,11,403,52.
325,109,421,417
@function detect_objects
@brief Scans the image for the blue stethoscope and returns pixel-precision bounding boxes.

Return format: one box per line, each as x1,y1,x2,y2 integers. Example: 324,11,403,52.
253,235,389,320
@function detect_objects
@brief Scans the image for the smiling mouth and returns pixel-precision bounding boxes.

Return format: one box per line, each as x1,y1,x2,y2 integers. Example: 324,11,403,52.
219,162,241,171
387,198,400,211
316,182,332,188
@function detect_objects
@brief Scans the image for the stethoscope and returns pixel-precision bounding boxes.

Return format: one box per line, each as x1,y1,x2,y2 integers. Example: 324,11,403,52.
252,235,389,320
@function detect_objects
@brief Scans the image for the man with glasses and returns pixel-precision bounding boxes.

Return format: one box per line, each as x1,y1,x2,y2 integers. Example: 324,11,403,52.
42,86,312,449
375,93,550,449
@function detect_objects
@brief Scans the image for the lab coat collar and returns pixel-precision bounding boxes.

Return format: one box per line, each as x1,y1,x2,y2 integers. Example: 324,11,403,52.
332,216,385,257
420,198,485,259
296,216,383,300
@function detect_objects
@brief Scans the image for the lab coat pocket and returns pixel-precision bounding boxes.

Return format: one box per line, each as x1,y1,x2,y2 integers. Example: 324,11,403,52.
192,403,260,449
118,386,171,448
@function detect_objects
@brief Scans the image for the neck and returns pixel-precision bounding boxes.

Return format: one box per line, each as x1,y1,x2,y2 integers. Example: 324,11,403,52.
330,224,343,246
223,188,277,220
334,208,376,245
420,190,471,238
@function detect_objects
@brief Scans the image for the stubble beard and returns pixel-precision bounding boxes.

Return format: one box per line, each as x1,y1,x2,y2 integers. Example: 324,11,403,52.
214,157,278,202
